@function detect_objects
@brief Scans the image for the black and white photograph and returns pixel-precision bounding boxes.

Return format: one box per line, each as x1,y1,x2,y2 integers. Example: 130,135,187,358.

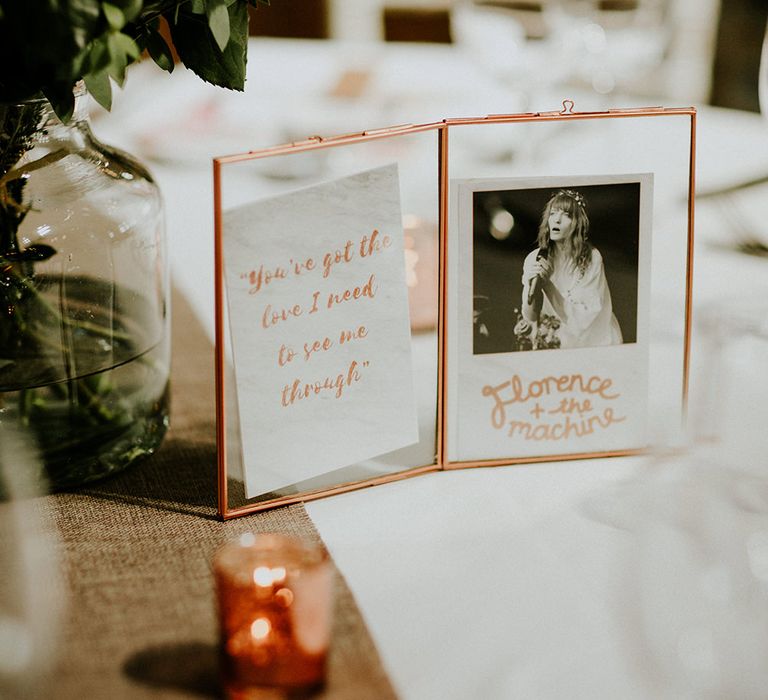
448,172,653,464
472,181,641,355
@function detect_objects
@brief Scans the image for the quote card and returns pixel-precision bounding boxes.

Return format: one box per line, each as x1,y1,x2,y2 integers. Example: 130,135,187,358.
223,164,419,498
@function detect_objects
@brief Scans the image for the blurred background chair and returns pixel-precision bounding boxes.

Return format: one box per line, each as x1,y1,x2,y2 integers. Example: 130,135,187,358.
382,5,453,43
248,0,329,38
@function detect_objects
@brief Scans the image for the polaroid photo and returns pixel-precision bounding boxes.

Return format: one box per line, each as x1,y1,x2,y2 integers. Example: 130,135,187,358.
447,173,653,463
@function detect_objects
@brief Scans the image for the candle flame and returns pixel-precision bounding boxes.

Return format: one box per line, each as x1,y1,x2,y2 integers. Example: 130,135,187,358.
253,565,287,587
253,566,273,586
250,618,271,640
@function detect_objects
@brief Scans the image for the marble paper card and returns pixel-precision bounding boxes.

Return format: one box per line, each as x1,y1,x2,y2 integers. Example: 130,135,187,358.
223,164,419,498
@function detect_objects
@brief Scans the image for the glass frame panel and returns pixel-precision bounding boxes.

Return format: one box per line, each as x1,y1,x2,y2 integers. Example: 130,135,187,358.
213,104,696,518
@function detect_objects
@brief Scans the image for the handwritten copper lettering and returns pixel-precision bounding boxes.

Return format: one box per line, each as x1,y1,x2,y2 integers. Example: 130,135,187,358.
507,409,625,440
322,241,355,278
359,229,392,258
290,257,315,276
241,264,288,294
326,274,377,309
261,303,303,329
303,336,334,362
339,326,368,344
281,360,367,406
482,373,619,428
278,344,297,367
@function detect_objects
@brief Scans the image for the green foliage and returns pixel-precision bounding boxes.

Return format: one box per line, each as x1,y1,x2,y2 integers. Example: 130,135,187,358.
0,0,269,120
140,22,175,73
170,1,248,91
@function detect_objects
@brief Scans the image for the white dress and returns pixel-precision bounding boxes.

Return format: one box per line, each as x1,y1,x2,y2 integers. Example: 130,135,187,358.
522,247,623,348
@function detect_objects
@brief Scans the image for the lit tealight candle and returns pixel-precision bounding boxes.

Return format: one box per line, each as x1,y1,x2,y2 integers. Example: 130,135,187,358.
214,533,333,696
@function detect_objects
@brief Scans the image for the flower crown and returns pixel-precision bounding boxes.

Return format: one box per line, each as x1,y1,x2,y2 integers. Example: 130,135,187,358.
555,189,587,211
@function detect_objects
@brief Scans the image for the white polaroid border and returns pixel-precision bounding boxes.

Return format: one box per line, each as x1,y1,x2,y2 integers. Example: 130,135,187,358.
447,173,654,463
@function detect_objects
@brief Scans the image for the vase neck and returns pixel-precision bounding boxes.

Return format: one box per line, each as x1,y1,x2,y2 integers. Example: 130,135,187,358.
1,87,89,139
0,94,94,175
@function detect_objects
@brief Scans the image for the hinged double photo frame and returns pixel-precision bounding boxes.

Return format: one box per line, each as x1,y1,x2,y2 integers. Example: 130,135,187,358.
213,103,696,519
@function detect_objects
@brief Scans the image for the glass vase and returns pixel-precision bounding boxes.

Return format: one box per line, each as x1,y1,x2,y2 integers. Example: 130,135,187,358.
0,89,170,492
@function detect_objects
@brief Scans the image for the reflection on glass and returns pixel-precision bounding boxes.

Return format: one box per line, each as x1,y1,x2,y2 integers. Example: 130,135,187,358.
543,0,671,95
0,427,63,699
403,215,439,332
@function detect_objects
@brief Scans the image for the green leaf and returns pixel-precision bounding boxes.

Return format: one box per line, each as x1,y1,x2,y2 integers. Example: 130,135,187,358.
106,34,127,85
105,32,137,86
116,0,143,22
5,244,58,262
82,36,112,75
67,0,103,37
102,3,125,31
42,86,76,124
114,31,140,60
84,71,113,111
207,0,230,52
170,2,248,91
144,27,175,73
188,0,206,14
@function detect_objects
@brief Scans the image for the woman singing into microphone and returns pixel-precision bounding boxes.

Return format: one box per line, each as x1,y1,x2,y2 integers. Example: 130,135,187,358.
520,189,622,349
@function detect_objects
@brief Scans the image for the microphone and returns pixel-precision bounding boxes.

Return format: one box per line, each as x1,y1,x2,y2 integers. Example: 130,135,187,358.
527,245,549,305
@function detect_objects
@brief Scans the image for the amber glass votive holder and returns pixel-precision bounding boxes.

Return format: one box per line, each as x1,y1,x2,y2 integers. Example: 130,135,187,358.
214,533,333,696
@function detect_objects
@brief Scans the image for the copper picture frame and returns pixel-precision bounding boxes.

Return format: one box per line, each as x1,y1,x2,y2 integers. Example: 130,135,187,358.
213,102,696,519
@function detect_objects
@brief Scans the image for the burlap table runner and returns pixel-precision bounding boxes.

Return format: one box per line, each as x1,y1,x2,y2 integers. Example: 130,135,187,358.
38,289,398,699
